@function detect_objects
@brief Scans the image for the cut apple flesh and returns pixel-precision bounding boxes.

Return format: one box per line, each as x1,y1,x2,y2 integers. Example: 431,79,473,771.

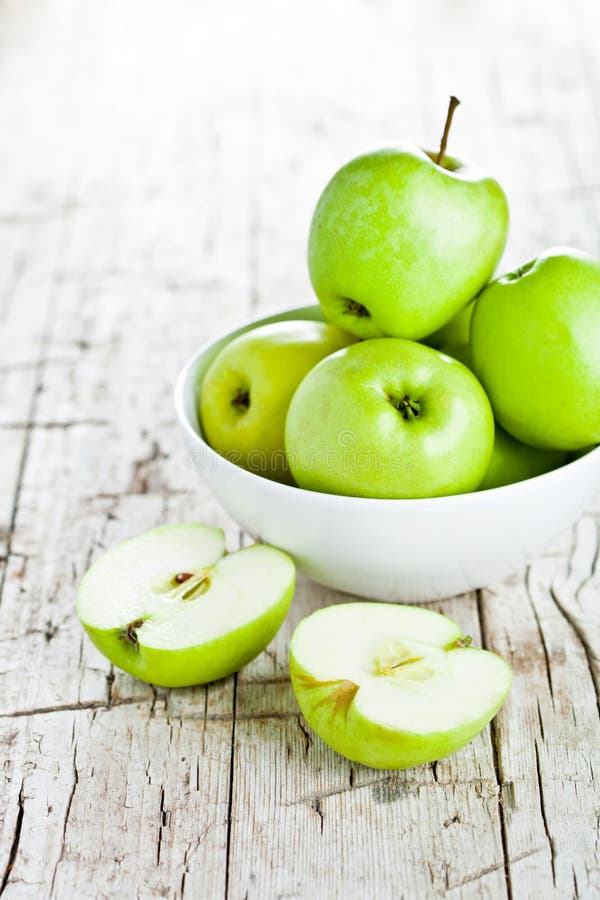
78,524,226,631
77,524,295,687
290,603,511,768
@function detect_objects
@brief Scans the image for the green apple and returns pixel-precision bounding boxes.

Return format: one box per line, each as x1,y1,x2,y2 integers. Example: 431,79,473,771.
76,524,295,687
432,344,568,489
289,602,512,770
479,426,568,490
435,340,471,369
570,446,597,461
285,338,494,498
307,100,508,340
200,320,356,483
471,247,600,450
425,300,475,349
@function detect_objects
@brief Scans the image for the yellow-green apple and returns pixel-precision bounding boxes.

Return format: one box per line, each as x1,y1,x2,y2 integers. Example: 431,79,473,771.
479,426,568,490
200,320,356,483
471,248,600,450
77,524,295,687
285,338,494,498
289,603,512,769
308,99,508,340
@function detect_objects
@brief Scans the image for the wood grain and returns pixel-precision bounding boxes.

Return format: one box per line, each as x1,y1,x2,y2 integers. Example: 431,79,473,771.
0,1,598,897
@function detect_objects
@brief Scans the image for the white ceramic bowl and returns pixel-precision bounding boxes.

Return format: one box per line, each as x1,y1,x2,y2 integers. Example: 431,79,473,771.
174,305,600,602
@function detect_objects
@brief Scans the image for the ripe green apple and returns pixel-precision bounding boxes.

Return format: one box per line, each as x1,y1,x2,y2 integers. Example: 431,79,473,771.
471,247,600,450
433,343,568,489
425,300,475,350
285,338,494,498
479,426,568,491
289,603,512,770
76,524,295,687
435,340,472,369
200,320,356,483
307,105,508,340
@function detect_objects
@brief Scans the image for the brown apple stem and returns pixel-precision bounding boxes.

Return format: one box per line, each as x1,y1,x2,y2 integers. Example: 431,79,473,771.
436,96,461,166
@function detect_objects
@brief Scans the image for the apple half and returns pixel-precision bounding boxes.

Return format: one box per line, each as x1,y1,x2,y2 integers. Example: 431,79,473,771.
289,603,511,769
77,524,295,687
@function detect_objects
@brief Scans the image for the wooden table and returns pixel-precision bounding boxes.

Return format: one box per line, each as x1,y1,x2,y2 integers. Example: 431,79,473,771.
1,1,598,897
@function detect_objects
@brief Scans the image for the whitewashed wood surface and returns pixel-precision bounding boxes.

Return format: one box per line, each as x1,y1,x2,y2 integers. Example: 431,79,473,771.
1,1,599,897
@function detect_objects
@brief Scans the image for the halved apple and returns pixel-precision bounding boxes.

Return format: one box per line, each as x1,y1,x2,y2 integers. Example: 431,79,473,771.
289,602,511,769
77,523,295,687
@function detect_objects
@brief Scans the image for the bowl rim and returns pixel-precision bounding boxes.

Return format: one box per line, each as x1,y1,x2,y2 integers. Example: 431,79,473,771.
174,303,600,508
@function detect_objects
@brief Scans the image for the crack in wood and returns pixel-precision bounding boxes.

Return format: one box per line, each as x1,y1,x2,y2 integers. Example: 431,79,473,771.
0,781,24,896
573,520,600,609
534,740,556,888
526,567,555,703
477,589,513,900
445,846,546,892
49,727,79,896
156,787,168,866
286,775,403,811
0,419,110,431
180,826,212,897
129,440,168,495
223,672,237,900
549,582,600,711
296,716,312,759
0,696,144,719
312,797,324,834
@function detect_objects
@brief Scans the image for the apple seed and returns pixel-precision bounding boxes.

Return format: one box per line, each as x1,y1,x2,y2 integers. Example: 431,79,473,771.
181,574,211,601
174,572,193,584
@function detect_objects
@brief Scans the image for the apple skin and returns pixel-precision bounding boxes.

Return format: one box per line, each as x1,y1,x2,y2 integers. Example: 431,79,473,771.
479,425,568,491
434,344,568,489
424,299,475,350
436,340,471,369
308,147,508,340
285,338,494,498
289,655,509,770
200,320,356,484
471,248,600,450
83,587,293,688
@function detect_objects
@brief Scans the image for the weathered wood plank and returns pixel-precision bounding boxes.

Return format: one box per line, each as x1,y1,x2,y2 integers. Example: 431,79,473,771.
0,706,233,898
0,0,599,898
479,533,600,898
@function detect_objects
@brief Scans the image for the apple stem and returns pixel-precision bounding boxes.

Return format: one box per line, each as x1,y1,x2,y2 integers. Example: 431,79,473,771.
345,298,370,319
455,635,473,648
436,96,460,167
232,388,250,410
388,394,421,420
